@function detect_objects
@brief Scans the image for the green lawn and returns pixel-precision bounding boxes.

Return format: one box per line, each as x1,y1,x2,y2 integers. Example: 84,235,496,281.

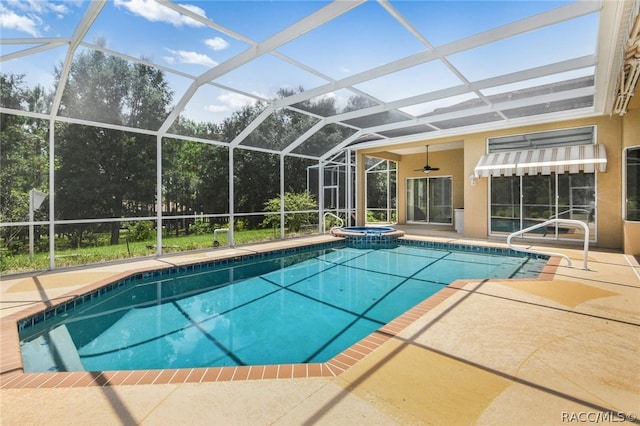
0,227,308,275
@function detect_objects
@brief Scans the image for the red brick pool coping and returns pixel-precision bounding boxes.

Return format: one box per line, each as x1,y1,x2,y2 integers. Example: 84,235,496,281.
0,251,560,389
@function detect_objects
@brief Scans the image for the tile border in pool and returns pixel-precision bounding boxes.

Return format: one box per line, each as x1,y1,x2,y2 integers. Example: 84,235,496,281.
0,238,560,389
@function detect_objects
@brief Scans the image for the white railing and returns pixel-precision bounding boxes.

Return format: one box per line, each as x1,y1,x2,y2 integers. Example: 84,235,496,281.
507,219,589,270
323,212,344,234
548,208,591,220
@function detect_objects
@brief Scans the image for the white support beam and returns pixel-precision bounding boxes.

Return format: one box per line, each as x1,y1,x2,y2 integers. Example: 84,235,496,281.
1,37,70,45
80,40,198,81
273,1,600,110
46,1,106,269
384,0,492,119
322,55,596,125
0,107,49,121
50,1,106,118
158,81,200,135
53,114,160,136
229,104,275,147
346,149,353,226
282,119,327,154
365,158,388,172
364,86,596,135
270,51,336,83
318,158,324,230
440,1,601,57
273,51,432,110
320,130,365,161
1,41,69,63
48,120,55,270
378,0,433,47
158,0,363,135
156,135,163,256
155,0,257,46
321,85,595,159
228,147,235,246
280,154,285,239
80,39,270,109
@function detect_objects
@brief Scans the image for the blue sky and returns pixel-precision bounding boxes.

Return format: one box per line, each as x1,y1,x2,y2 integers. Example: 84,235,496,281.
1,0,598,126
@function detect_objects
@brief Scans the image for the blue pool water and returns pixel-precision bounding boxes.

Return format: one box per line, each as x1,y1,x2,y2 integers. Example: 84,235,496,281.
340,226,396,234
19,242,547,372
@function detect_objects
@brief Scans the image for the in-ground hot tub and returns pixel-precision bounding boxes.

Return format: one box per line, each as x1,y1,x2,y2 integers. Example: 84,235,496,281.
331,226,404,246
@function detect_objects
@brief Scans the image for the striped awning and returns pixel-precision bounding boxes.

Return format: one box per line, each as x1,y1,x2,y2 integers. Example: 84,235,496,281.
473,144,607,177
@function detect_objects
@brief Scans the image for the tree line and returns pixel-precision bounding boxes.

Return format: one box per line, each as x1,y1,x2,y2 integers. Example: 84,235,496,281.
1,42,389,253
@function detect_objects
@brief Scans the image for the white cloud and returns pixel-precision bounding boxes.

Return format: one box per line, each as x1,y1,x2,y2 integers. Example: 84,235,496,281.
0,1,72,36
0,4,41,36
114,0,206,27
5,0,68,15
47,2,69,18
219,92,257,108
179,4,207,21
4,0,41,13
324,92,350,111
205,104,229,113
205,91,258,114
205,37,229,51
164,48,217,68
321,92,336,102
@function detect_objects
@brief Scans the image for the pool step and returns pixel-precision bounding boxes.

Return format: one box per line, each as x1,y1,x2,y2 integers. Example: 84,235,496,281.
21,324,84,372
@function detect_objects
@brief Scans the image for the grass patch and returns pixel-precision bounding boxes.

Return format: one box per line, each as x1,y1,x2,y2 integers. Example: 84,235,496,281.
1,227,299,275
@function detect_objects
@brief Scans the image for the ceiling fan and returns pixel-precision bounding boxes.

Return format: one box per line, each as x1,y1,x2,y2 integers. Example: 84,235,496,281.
414,145,440,174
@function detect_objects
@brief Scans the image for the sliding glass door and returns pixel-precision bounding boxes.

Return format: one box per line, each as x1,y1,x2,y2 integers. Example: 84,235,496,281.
490,172,596,241
490,176,521,233
406,177,452,224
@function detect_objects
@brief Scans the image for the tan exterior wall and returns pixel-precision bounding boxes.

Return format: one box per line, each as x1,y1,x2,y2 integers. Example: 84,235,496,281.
463,135,489,238
359,114,628,250
622,107,640,255
594,116,623,249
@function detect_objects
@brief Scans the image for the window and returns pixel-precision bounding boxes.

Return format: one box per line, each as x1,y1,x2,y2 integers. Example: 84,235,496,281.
486,125,599,241
490,172,596,241
626,147,640,221
488,126,595,153
406,176,452,224
366,159,397,223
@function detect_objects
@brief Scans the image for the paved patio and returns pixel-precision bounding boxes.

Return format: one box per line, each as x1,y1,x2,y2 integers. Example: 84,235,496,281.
1,235,638,425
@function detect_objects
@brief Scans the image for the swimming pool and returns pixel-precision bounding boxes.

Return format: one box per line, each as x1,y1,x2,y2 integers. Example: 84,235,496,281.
18,241,548,372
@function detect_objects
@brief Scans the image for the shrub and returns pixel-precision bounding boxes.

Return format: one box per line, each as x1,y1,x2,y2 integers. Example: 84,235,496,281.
191,219,212,235
262,191,317,232
126,221,155,241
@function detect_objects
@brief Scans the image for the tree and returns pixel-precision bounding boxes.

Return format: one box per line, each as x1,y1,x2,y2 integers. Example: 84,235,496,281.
54,44,172,244
0,74,50,250
3,52,366,254
192,144,229,217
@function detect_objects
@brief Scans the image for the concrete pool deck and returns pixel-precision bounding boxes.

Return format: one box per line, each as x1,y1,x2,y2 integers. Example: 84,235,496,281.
1,234,639,425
